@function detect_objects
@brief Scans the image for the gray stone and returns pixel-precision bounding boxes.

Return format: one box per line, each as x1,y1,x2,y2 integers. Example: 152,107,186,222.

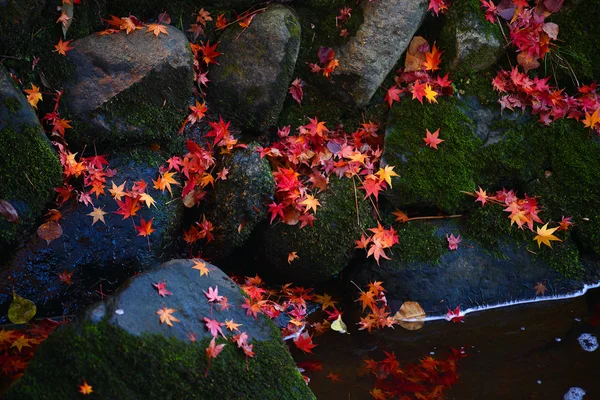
60,27,194,147
335,0,428,107
0,148,183,324
201,143,274,262
351,220,600,316
0,66,62,255
208,5,301,132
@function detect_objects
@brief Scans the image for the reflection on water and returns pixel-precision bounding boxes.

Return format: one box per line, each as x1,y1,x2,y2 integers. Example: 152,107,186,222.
300,288,600,399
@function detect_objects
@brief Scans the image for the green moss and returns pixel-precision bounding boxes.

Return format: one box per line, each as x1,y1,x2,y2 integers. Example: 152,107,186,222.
3,97,22,114
6,321,314,400
394,221,445,265
0,125,62,250
550,0,600,89
456,70,501,106
384,98,482,213
537,240,583,279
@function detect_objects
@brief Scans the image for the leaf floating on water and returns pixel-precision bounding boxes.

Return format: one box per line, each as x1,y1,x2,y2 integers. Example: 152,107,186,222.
331,314,349,334
37,220,63,245
8,292,37,324
393,301,426,331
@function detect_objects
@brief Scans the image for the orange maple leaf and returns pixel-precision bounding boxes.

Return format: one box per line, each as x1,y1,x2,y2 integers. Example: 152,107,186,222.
79,380,93,395
423,43,443,71
136,217,155,237
153,171,180,195
23,84,43,109
423,128,444,149
53,38,73,56
146,23,168,37
156,307,180,327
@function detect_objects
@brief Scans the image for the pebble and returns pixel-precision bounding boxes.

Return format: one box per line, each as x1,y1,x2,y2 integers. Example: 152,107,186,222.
564,387,586,400
577,333,598,352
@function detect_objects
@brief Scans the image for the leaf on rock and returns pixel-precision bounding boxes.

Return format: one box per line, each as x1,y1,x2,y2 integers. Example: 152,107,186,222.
156,307,180,327
8,292,37,324
0,200,18,223
37,220,63,244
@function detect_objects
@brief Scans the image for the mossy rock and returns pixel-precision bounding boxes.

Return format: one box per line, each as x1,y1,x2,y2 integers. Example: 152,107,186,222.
0,66,62,255
383,97,482,214
439,0,503,75
54,27,193,151
5,260,314,399
0,148,184,324
255,176,375,284
208,4,301,134
200,143,275,262
550,0,600,89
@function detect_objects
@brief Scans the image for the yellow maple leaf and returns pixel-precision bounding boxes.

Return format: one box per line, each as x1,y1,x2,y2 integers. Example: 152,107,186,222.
300,194,320,214
109,181,127,201
225,319,242,332
88,207,107,225
424,84,438,104
11,335,31,352
156,307,180,327
23,84,43,109
375,165,399,188
533,223,562,248
314,293,338,310
79,381,93,395
191,259,210,276
153,171,180,195
139,192,156,208
583,109,600,130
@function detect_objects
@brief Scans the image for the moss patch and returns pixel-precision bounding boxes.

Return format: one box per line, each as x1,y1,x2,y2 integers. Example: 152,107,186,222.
6,321,314,400
384,98,481,213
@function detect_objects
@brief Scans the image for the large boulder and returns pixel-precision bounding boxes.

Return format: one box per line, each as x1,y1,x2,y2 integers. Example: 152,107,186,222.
0,148,183,324
56,27,194,148
200,143,274,262
5,259,315,400
254,177,374,284
351,220,600,315
335,0,428,107
0,66,62,255
208,5,301,133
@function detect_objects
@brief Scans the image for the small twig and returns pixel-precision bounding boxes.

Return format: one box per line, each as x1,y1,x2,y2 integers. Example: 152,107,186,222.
406,214,463,222
218,8,266,31
0,55,23,60
352,176,360,227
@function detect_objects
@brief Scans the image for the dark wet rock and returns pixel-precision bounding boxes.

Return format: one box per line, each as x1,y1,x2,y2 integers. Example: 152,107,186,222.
0,0,46,56
201,143,274,262
0,148,183,324
351,220,600,316
0,66,62,255
58,27,193,148
208,4,301,133
5,259,315,400
254,177,374,284
441,8,503,74
335,0,428,107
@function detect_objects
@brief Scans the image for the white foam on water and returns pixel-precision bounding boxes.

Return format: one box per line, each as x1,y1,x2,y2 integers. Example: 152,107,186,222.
404,281,600,323
564,387,586,400
577,333,598,352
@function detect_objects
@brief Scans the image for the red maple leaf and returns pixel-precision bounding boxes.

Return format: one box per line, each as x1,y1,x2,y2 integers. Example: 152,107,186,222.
115,197,141,219
411,81,427,104
288,78,304,105
294,332,317,353
204,317,226,338
202,41,222,65
152,281,172,297
423,128,444,150
135,217,155,237
384,85,402,107
203,286,224,303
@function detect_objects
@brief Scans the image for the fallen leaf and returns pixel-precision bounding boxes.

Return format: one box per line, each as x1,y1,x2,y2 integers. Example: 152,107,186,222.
288,251,299,264
8,292,37,324
423,128,444,149
88,207,107,225
534,282,547,296
37,220,63,244
79,381,93,395
0,200,18,223
393,301,426,330
58,270,73,285
330,314,348,334
533,223,562,248
156,307,180,327
152,282,172,297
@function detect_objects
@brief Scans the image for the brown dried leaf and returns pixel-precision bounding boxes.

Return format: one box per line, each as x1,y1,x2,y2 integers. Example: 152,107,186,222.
404,36,428,72
37,220,63,245
0,200,18,223
393,301,426,331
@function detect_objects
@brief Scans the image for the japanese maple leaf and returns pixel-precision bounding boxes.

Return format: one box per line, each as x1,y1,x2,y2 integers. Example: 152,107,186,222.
52,118,72,136
326,372,341,383
146,23,168,37
534,282,548,296
88,207,107,225
225,319,242,332
241,298,262,319
475,186,488,206
314,293,338,310
120,17,142,34
300,194,320,214
153,171,180,195
53,38,73,56
445,306,465,323
115,197,141,219
192,259,211,276
411,81,427,104
206,116,231,146
375,165,399,188
179,101,208,134
424,83,438,103
24,84,42,109
136,218,155,237
205,337,226,376
423,128,444,149
153,281,172,297
203,286,224,303
109,181,127,200
79,381,93,395
139,192,156,208
360,176,384,201
288,251,299,264
583,109,600,130
58,270,73,285
305,117,328,136
533,223,562,248
202,40,222,65
428,0,448,15
157,307,180,326
56,11,71,27
384,85,402,107
423,43,442,71
204,317,226,338
233,331,249,347
392,209,409,223
446,233,461,250
288,78,304,105
215,14,227,29
294,332,317,353
558,216,574,231
267,202,285,223
356,290,377,312
367,242,391,265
